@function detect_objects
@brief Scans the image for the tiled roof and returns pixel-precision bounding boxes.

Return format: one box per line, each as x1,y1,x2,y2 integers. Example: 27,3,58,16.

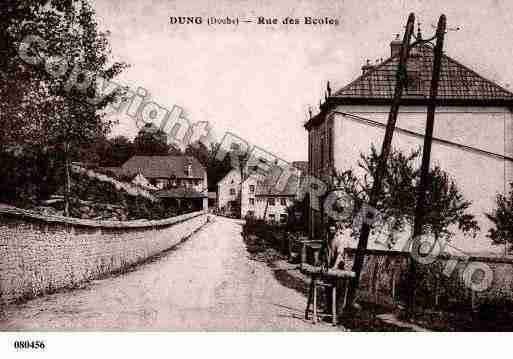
255,161,308,196
256,176,300,196
333,43,513,101
121,156,205,179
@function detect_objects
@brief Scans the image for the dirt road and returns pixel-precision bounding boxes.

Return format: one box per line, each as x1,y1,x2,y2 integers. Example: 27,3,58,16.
0,217,336,331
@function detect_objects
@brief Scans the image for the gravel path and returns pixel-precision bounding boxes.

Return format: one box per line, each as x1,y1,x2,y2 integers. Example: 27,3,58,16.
0,217,336,331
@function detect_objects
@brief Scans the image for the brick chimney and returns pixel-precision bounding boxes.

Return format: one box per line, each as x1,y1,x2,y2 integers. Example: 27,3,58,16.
361,59,374,74
390,34,402,57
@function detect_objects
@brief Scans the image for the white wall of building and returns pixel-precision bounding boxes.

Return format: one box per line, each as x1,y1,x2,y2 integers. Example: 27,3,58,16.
241,176,257,217
309,105,513,253
217,169,241,210
240,176,294,223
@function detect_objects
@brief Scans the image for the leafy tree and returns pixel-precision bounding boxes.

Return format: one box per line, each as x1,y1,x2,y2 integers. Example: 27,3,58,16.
185,142,234,191
1,1,127,214
134,123,176,156
184,142,210,168
335,145,479,247
486,183,513,248
423,167,479,242
100,135,135,167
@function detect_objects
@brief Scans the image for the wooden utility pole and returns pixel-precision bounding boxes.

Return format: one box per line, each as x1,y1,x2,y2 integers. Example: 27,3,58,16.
348,13,416,304
407,14,447,317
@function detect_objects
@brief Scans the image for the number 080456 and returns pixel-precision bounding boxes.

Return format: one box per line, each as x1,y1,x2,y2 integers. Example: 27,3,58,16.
13,340,45,350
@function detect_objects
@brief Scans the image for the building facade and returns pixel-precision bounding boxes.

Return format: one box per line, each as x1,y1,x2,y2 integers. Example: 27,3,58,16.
216,169,242,215
119,155,208,211
240,176,295,223
305,35,513,253
218,162,308,222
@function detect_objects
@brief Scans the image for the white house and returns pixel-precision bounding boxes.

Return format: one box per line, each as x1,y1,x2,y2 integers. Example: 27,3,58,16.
304,34,513,253
240,176,296,223
216,169,242,215
217,162,308,222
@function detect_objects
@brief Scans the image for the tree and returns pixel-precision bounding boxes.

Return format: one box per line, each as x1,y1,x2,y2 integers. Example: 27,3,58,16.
185,142,235,191
100,135,135,167
184,142,209,167
1,1,127,215
134,123,177,156
486,183,513,249
423,167,479,242
335,145,479,247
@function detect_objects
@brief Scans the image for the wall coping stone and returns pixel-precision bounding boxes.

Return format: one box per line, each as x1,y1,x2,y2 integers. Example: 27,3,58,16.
0,207,206,229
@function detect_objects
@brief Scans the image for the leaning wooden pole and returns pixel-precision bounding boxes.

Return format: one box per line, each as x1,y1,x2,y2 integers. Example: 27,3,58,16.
407,14,447,318
347,13,416,305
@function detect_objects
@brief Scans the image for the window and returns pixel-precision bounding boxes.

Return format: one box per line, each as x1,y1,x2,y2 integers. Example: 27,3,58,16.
280,214,288,223
185,164,192,177
280,198,287,206
269,214,275,222
248,211,255,217
268,198,275,206
249,198,255,205
230,188,236,195
249,185,255,193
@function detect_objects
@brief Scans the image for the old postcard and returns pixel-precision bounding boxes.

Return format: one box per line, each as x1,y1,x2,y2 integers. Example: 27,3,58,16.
2,0,513,354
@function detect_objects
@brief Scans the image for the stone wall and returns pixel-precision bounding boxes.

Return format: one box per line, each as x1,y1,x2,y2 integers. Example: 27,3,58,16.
0,208,207,305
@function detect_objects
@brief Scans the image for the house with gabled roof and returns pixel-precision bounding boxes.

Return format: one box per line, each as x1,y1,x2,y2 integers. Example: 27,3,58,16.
116,155,208,211
216,168,242,216
305,32,513,253
241,161,308,223
216,161,308,221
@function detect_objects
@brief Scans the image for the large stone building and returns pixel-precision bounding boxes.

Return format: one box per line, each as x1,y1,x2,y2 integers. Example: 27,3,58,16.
305,34,513,253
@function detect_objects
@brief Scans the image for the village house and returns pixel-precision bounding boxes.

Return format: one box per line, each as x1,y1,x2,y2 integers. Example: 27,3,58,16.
112,155,208,211
241,173,297,224
305,32,513,253
217,161,308,222
216,168,242,216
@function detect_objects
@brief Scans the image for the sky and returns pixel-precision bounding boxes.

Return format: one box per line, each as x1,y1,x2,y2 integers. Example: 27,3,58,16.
90,0,513,162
